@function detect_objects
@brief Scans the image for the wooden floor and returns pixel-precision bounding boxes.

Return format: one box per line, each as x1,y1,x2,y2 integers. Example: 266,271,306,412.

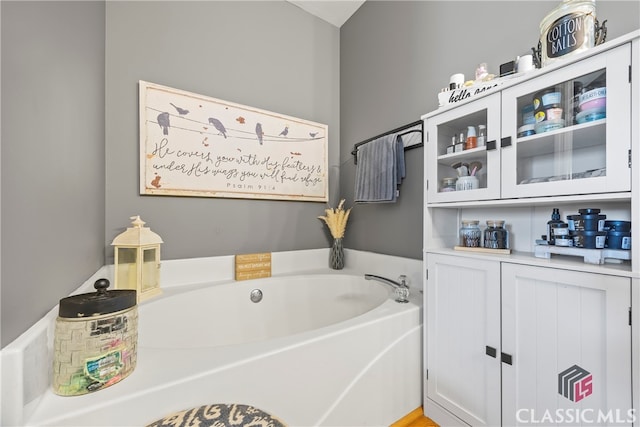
390,407,438,427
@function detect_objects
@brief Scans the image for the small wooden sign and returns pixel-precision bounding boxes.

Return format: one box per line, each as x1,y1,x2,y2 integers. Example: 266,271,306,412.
235,252,272,281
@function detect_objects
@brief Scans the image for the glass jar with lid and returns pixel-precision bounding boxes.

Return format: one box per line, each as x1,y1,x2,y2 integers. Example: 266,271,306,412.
460,220,481,247
483,220,509,249
539,0,596,67
441,177,457,192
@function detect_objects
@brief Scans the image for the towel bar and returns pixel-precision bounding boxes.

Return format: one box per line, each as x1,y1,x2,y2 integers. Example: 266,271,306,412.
351,120,423,164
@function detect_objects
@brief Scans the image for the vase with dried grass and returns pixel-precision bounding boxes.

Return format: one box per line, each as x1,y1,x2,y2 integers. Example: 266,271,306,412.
318,199,352,270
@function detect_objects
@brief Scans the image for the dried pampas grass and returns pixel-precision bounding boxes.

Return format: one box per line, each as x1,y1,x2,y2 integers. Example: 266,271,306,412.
318,199,352,239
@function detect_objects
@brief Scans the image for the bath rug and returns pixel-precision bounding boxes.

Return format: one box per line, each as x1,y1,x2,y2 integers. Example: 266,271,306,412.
146,403,287,427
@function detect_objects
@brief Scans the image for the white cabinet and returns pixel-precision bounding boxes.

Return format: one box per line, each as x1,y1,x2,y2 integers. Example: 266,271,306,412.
424,43,632,205
501,263,632,426
501,44,631,199
425,254,632,427
425,94,501,203
422,31,640,427
426,254,501,426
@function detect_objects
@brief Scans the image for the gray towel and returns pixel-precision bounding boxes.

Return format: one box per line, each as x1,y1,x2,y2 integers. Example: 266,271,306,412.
354,134,405,203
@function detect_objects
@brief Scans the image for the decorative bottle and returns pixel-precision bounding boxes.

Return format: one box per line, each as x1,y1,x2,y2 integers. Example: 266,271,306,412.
546,208,564,245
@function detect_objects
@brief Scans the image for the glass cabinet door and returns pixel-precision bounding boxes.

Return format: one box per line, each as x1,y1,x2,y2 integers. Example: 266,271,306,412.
501,44,631,199
425,93,501,203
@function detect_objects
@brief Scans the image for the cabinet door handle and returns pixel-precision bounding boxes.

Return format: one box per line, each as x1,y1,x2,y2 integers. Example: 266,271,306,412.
486,140,497,150
501,137,512,148
501,352,513,365
486,346,497,358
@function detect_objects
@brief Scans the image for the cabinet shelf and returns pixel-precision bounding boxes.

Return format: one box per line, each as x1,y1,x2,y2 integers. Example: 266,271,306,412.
515,119,606,159
437,145,486,162
426,246,634,277
426,191,631,208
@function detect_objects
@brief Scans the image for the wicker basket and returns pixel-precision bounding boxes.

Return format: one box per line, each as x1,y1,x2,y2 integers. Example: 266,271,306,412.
53,279,137,396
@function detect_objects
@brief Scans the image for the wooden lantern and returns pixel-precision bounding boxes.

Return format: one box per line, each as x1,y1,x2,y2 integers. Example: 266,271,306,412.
111,216,163,302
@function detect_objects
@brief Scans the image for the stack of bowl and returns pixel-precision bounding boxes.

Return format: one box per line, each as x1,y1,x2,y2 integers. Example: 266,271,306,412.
533,87,565,134
576,87,606,124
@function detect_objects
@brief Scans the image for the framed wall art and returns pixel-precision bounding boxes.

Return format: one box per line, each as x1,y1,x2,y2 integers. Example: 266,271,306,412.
139,81,328,202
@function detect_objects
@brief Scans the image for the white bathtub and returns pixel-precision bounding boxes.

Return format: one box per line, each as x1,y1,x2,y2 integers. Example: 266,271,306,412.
24,272,422,426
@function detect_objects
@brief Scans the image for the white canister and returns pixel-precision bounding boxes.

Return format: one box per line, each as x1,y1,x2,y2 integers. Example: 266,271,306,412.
456,176,479,191
449,73,465,90
517,54,535,73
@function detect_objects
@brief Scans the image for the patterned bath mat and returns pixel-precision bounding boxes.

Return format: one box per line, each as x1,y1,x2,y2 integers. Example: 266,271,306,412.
146,403,287,427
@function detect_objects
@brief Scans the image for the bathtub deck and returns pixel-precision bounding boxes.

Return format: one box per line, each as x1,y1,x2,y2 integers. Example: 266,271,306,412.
24,284,423,427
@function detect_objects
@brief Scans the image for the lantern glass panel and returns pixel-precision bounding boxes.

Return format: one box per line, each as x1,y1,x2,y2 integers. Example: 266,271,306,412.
117,247,138,290
142,248,158,292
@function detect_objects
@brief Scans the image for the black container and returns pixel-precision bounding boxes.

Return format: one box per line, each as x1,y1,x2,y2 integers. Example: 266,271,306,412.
573,214,606,232
546,208,564,245
606,231,631,250
573,230,607,249
604,220,631,232
578,208,601,215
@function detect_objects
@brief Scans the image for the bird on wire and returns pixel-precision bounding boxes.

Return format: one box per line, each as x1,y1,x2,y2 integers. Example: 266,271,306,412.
208,117,228,138
255,122,264,145
170,103,189,115
157,112,170,135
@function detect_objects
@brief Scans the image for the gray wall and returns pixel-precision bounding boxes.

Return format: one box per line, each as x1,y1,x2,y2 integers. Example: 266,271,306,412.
2,0,638,348
1,1,106,348
104,1,340,262
0,1,339,348
340,0,640,260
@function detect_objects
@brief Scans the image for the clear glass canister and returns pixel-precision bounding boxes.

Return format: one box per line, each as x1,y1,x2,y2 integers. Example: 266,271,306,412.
441,177,457,192
460,220,481,247
483,220,509,249
539,0,596,67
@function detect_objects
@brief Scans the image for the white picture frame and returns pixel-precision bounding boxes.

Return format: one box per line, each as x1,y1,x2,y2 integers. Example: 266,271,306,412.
139,81,328,202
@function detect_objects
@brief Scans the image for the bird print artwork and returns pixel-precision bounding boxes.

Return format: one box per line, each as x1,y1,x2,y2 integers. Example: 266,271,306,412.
157,112,170,135
141,81,329,201
208,118,227,138
170,102,189,115
255,122,264,145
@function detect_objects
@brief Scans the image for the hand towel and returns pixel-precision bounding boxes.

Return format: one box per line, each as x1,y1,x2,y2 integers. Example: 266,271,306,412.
354,134,405,203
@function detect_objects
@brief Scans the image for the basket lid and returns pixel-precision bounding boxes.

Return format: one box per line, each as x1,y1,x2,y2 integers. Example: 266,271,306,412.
58,279,136,318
